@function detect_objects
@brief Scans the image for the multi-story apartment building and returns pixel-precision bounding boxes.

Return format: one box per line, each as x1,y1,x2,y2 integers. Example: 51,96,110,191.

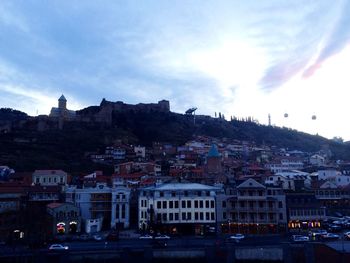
218,179,287,234
32,170,68,186
138,183,224,235
65,180,130,233
285,190,326,231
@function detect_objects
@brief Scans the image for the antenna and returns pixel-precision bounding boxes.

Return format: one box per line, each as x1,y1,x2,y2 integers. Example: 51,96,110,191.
268,114,271,126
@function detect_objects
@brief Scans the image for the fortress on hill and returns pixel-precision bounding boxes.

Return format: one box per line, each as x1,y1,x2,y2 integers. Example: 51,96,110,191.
48,95,170,125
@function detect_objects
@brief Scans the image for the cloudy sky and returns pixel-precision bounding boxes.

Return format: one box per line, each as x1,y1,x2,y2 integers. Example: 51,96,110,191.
1,0,350,140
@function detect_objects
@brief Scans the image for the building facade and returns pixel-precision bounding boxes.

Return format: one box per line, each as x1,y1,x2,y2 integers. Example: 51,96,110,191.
218,179,287,234
65,180,131,233
138,183,224,235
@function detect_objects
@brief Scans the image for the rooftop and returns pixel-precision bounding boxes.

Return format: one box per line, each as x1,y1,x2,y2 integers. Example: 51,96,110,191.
144,183,222,191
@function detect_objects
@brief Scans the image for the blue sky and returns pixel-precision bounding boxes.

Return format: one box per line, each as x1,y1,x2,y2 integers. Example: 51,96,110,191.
1,1,350,140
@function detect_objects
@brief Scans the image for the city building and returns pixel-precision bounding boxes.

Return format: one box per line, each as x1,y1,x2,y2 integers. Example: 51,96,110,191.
46,202,81,236
65,180,131,233
32,170,68,186
218,179,287,234
138,182,224,235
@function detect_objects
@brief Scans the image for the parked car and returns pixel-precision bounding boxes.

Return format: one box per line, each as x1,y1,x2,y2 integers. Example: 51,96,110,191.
321,233,339,241
228,233,245,242
49,244,69,250
327,224,342,232
343,231,350,240
139,234,153,240
154,234,170,240
309,229,327,238
93,234,104,241
292,235,310,243
79,234,91,241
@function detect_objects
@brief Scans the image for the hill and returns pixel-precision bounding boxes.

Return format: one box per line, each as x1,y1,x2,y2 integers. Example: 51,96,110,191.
1,105,350,173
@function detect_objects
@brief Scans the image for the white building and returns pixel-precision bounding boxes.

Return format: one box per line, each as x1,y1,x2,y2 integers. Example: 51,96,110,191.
65,180,131,233
138,183,223,235
309,154,326,166
265,170,311,190
32,170,68,186
317,169,350,186
265,158,304,173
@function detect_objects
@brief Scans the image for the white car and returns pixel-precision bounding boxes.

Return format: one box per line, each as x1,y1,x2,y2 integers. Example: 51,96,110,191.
139,234,154,240
229,233,245,242
49,244,69,250
292,235,310,242
321,233,340,240
154,235,170,240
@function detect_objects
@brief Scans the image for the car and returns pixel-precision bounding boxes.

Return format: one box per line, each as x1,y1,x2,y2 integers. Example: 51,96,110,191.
321,233,339,240
228,233,245,242
309,229,327,238
292,235,310,242
139,234,154,240
79,234,92,241
49,244,69,250
154,234,170,240
328,224,342,232
344,231,350,240
93,234,103,241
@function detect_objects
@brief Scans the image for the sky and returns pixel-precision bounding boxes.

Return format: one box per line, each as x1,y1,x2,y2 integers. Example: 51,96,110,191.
1,0,350,140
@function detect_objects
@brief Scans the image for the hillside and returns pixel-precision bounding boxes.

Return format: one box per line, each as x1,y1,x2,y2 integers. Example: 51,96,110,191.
1,106,350,173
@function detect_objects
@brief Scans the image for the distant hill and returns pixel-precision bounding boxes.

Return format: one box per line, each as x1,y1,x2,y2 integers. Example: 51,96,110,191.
0,108,28,123
1,105,350,173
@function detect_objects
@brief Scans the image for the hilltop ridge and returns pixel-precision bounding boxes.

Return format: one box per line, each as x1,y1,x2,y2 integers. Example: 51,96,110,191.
1,97,350,172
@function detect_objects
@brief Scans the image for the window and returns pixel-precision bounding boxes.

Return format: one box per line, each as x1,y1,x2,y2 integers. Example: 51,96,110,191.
184,191,188,197
157,201,161,209
54,177,57,183
182,200,186,208
162,213,167,221
278,201,283,208
197,191,202,196
169,213,173,221
175,201,179,208
200,212,204,220
279,213,283,220
206,212,210,220
199,201,203,208
222,201,226,208
187,200,191,208
206,191,210,196
195,200,198,208
171,192,176,197
169,201,173,209
211,200,215,208
195,212,199,220
187,212,191,220
121,204,125,219
160,192,164,197
223,212,227,220
182,212,186,220
175,213,179,220
43,177,46,183
163,201,167,209
36,178,39,183
60,177,64,183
